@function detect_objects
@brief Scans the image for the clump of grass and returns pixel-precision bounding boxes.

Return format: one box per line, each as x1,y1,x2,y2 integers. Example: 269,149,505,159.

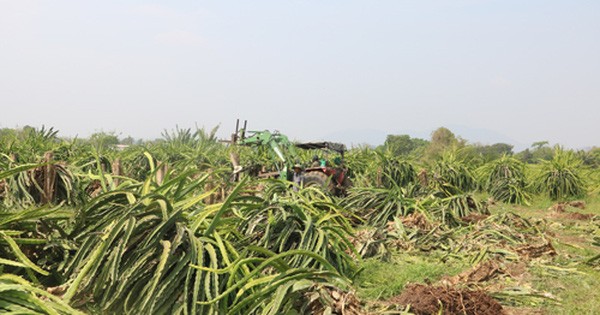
355,253,466,300
531,262,600,313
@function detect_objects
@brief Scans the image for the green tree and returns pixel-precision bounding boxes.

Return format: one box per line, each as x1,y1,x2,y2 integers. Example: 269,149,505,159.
0,128,17,144
516,141,554,163
381,134,428,156
530,141,553,162
89,131,120,151
531,141,549,150
424,127,463,160
515,148,534,163
469,143,514,162
578,147,600,168
120,136,136,145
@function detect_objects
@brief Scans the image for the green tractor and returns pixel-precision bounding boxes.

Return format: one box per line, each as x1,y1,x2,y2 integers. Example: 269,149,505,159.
228,120,352,196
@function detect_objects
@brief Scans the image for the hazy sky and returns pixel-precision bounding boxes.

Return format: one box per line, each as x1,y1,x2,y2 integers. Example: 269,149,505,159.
1,1,599,149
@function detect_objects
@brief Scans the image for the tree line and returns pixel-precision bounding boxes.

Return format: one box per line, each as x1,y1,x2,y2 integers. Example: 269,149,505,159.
380,127,600,167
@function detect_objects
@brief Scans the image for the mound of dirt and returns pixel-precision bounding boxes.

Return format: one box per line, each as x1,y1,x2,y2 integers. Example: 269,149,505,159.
568,200,586,209
392,284,504,315
548,203,594,221
548,203,566,213
548,201,586,213
563,212,594,220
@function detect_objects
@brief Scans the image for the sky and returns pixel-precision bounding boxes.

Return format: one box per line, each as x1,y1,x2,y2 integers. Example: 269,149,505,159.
1,1,599,150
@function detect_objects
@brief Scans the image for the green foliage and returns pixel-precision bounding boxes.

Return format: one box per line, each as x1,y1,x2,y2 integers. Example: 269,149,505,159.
578,147,600,168
479,155,530,204
356,254,465,300
0,274,84,314
0,126,359,314
88,131,120,152
381,134,428,157
0,126,60,162
0,198,76,288
589,169,600,195
466,143,514,163
63,179,211,313
344,181,485,227
437,192,484,222
343,146,378,187
59,172,354,314
515,141,554,164
236,185,359,277
3,124,600,314
344,185,421,227
376,153,418,189
0,161,80,207
535,147,586,201
431,153,477,193
424,127,465,161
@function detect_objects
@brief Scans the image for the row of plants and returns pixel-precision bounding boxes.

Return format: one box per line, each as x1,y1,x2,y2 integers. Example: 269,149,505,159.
0,129,349,313
0,126,597,314
346,146,592,205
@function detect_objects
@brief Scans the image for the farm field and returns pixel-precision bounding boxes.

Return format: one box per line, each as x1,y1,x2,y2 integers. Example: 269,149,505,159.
1,126,599,314
357,196,600,314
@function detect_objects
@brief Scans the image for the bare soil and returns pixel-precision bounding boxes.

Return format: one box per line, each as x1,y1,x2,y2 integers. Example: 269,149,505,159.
392,283,504,315
548,202,594,220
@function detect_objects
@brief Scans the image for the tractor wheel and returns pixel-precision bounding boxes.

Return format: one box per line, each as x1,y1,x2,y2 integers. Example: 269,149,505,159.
329,175,353,197
303,171,332,192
